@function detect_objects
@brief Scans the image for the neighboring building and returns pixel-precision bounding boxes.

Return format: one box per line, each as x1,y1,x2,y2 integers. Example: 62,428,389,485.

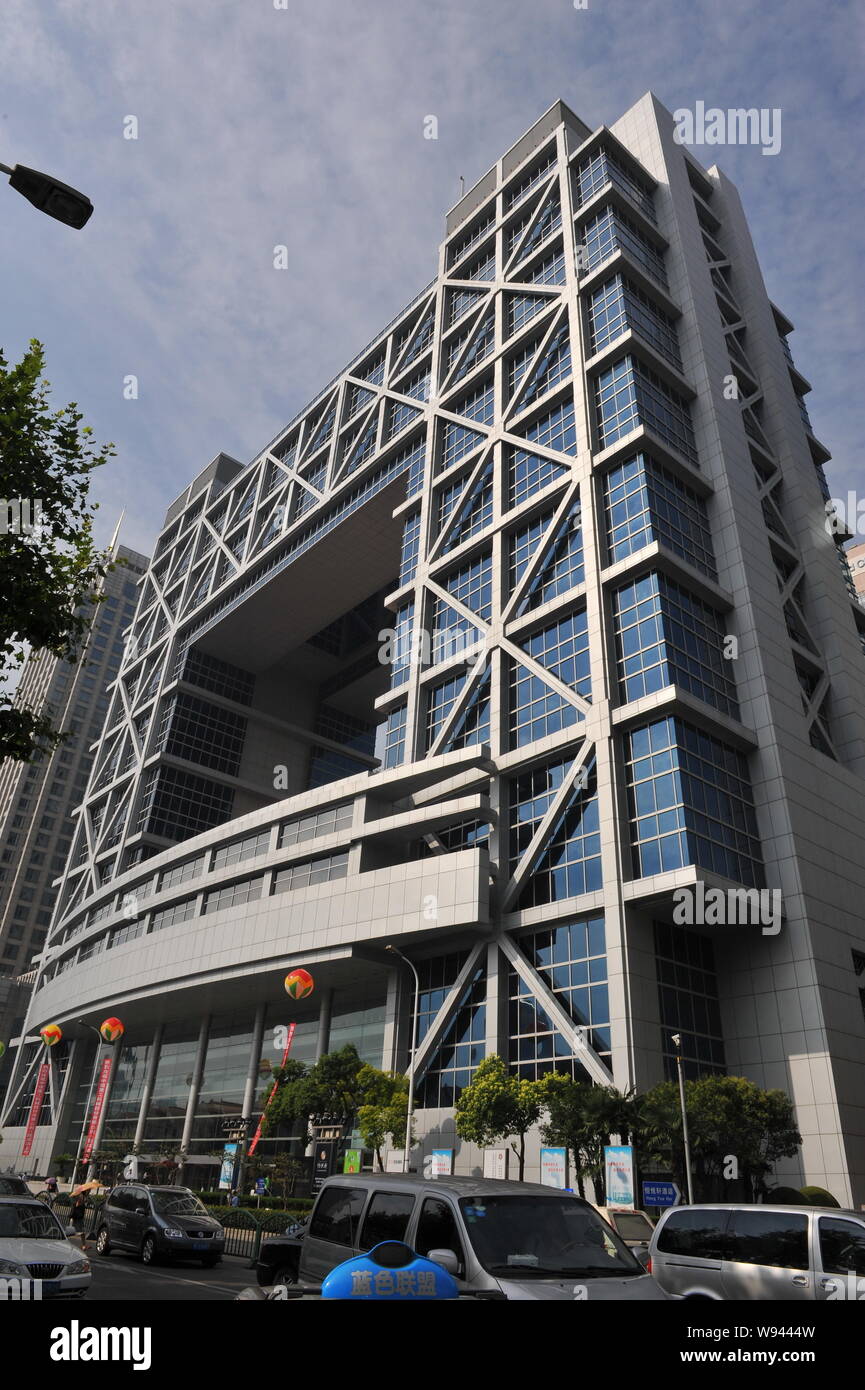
844,541,865,604
3,94,865,1201
0,541,149,1098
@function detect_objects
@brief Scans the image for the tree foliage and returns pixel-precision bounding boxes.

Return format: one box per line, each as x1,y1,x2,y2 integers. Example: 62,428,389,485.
540,1077,637,1201
454,1055,549,1180
0,339,114,761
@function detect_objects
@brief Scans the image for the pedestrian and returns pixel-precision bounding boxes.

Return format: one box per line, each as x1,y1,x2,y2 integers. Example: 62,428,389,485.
46,1174,58,1196
229,1189,240,1208
70,1189,90,1251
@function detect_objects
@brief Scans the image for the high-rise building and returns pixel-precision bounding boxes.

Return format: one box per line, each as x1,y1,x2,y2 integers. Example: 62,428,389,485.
3,94,865,1201
0,541,149,1097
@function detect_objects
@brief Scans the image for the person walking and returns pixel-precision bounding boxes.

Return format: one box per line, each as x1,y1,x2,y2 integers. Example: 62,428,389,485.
45,1174,58,1196
70,1189,90,1252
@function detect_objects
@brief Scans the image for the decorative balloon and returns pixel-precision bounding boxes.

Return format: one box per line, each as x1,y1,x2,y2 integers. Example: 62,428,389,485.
40,1023,62,1047
100,1017,124,1044
284,968,314,1001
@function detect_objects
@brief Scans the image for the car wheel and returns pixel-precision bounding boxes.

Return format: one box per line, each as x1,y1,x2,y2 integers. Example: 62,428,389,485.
141,1235,158,1266
95,1227,111,1256
272,1264,298,1288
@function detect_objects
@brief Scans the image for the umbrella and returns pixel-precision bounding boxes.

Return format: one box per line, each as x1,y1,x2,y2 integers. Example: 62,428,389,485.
72,1181,102,1195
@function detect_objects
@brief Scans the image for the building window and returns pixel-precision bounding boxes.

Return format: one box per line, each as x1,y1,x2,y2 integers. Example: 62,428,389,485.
574,148,656,223
625,717,763,885
587,274,682,371
211,831,272,871
279,803,352,849
604,453,716,577
580,205,667,288
612,573,739,717
595,356,697,464
509,917,610,1079
272,852,349,894
415,961,486,1108
150,897,197,933
509,757,602,907
160,856,206,891
203,877,262,915
655,922,726,1080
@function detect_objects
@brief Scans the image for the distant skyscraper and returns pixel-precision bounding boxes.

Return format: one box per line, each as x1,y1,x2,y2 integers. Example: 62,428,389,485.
3,94,865,1202
0,541,149,1095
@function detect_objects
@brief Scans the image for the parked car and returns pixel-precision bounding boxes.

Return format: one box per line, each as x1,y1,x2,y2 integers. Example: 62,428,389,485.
0,1173,31,1197
0,1195,90,1298
648,1203,865,1300
256,1174,668,1300
594,1207,655,1263
94,1184,225,1267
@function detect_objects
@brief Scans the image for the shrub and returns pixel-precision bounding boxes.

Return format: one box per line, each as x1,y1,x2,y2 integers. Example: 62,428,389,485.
763,1185,807,1204
799,1185,840,1207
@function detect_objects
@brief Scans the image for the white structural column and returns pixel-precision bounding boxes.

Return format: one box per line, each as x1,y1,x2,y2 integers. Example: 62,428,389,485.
178,1016,210,1175
133,1024,164,1150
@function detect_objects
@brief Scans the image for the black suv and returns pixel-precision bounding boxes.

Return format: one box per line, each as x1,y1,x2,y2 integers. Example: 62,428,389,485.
0,1172,30,1196
95,1184,225,1267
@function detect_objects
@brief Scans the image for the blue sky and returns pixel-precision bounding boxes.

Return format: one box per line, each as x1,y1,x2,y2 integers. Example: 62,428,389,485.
1,0,862,558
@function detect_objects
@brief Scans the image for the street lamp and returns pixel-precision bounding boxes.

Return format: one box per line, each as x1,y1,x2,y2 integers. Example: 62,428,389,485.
385,945,419,1174
0,160,93,228
671,1033,695,1205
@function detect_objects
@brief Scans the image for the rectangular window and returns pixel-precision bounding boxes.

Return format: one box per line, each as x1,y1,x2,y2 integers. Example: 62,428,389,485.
272,852,349,894
211,830,272,871
604,453,716,577
595,357,696,464
202,877,262,915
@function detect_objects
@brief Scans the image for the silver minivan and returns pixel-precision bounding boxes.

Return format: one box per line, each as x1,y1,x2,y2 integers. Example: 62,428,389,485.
291,1174,668,1301
649,1203,865,1300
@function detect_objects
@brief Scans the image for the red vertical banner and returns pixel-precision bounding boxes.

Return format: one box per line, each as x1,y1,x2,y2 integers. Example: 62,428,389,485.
21,1063,50,1157
248,1023,295,1157
82,1057,113,1163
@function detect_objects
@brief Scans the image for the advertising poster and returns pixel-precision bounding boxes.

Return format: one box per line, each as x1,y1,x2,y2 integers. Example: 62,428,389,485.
604,1145,635,1208
218,1143,237,1191
539,1147,567,1188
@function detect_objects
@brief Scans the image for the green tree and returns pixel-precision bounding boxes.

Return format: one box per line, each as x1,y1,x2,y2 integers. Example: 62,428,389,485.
0,339,114,761
356,1067,412,1170
540,1077,637,1202
455,1054,549,1180
637,1076,801,1201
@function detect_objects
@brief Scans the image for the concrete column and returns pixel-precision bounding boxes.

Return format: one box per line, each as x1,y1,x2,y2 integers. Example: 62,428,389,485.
315,988,333,1060
484,939,507,1059
381,968,401,1072
241,1007,266,1119
177,1016,209,1182
133,1023,163,1150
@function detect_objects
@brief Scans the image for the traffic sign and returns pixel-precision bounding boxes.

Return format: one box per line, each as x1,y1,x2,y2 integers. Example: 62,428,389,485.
642,1180,681,1208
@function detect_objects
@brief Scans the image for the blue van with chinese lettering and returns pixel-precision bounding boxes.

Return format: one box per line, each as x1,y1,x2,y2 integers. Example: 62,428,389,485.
257,1173,668,1300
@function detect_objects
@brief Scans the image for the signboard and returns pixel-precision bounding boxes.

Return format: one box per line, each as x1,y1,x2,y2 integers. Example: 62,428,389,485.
255,1178,267,1195
82,1058,113,1163
540,1147,567,1189
642,1179,680,1209
219,1143,237,1191
385,1150,405,1173
604,1144,635,1209
483,1148,508,1181
343,1149,361,1174
248,1022,295,1157
21,1063,50,1158
430,1149,453,1177
312,1141,337,1192
222,1116,248,1132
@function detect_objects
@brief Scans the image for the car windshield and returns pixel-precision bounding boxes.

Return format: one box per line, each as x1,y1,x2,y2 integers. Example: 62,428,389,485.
459,1195,644,1278
611,1211,654,1240
0,1203,66,1240
149,1191,209,1217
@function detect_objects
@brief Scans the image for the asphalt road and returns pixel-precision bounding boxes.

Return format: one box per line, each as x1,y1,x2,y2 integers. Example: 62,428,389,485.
82,1248,258,1301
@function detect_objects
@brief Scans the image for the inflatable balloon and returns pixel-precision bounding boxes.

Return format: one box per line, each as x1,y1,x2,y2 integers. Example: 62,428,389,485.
40,1023,62,1047
284,968,314,1000
100,1017,124,1044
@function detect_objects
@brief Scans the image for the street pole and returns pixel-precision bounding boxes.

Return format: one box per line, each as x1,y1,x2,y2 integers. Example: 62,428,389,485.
386,945,419,1174
672,1034,694,1205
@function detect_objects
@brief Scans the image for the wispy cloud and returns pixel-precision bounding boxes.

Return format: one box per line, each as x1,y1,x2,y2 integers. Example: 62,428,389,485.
0,0,861,555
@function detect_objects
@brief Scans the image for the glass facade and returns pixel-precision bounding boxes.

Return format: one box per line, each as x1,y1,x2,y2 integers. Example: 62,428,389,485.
625,717,764,885
509,917,610,1079
595,356,697,464
604,453,717,577
612,572,739,717
655,922,726,1080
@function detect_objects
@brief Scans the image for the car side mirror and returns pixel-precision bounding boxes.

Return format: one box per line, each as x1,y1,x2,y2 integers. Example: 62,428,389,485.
428,1248,460,1276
